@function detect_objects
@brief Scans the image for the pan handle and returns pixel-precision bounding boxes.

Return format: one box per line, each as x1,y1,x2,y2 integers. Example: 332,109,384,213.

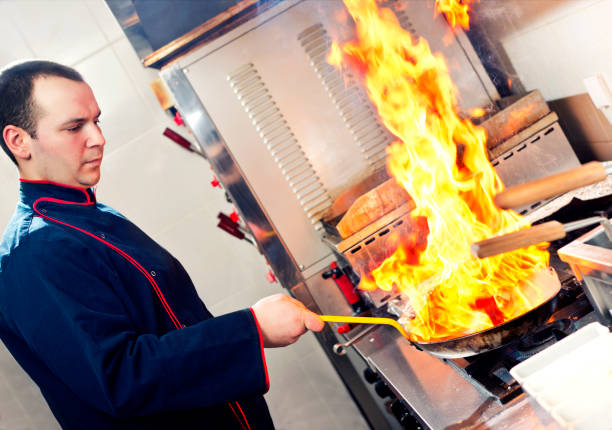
320,315,410,339
471,221,566,259
493,161,611,210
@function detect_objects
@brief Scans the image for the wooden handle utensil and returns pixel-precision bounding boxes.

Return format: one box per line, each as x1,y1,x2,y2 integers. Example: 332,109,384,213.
493,161,612,210
472,216,612,258
471,221,566,258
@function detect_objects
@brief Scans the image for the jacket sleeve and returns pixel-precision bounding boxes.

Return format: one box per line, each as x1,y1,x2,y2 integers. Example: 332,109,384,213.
3,237,269,418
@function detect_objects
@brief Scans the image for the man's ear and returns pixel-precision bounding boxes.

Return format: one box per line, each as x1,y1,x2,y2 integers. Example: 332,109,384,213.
3,125,32,161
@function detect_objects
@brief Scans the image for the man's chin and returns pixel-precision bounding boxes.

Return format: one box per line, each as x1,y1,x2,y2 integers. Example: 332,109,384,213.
77,171,101,188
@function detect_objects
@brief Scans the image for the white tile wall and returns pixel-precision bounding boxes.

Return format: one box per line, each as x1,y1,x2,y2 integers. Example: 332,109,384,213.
75,46,160,154
110,37,168,123
4,0,107,66
0,156,19,227
156,204,273,307
0,1,369,429
0,3,35,66
500,0,612,100
97,124,214,235
83,0,124,43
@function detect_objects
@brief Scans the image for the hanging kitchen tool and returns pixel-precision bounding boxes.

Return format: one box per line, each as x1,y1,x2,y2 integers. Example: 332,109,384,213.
320,267,562,359
471,215,612,259
494,161,612,210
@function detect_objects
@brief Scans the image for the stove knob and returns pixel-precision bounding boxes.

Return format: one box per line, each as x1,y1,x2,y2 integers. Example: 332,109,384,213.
400,412,423,429
173,111,184,126
337,324,351,335
374,380,392,398
390,399,423,429
390,400,407,420
265,270,277,283
363,367,379,384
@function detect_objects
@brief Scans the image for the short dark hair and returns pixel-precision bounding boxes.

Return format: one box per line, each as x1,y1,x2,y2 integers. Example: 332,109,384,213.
0,60,84,166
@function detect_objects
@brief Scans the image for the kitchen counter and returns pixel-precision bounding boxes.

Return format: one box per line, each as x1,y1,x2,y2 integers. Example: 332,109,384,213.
348,306,600,430
353,325,563,429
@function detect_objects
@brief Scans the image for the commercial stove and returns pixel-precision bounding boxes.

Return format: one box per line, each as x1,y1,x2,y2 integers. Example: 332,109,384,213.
346,264,598,429
156,1,611,428
319,183,612,429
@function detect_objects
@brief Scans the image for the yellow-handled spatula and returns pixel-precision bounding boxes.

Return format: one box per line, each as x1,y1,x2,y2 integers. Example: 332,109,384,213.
320,315,410,339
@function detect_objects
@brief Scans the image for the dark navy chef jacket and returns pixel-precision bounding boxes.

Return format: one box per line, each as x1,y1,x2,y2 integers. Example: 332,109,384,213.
0,180,273,429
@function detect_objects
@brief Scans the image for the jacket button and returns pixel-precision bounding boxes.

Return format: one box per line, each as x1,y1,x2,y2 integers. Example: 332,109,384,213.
150,270,156,277
100,233,106,239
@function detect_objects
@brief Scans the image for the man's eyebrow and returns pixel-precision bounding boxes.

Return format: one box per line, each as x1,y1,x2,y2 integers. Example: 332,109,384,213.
60,111,102,127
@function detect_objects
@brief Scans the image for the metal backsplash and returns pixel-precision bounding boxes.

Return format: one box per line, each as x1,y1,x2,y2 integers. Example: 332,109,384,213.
163,0,498,285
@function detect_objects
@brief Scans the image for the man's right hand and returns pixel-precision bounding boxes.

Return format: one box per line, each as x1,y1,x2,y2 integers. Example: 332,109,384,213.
251,294,324,348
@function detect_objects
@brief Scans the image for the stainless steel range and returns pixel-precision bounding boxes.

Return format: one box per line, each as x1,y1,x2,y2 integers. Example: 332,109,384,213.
158,1,610,428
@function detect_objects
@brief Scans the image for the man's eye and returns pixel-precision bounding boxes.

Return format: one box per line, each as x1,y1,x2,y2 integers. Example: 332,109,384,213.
67,124,82,132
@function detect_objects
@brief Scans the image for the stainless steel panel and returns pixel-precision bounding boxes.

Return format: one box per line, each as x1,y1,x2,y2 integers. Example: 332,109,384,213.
558,226,612,327
389,0,500,109
161,65,304,289
353,326,561,429
179,1,369,270
173,0,497,271
492,122,581,215
304,270,354,317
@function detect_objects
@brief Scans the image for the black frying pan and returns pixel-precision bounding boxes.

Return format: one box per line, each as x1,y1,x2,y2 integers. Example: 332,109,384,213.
322,268,561,358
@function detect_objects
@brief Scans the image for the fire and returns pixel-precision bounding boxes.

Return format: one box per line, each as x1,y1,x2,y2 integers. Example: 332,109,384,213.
327,42,343,68
333,0,549,342
435,0,475,29
470,107,486,118
501,104,534,138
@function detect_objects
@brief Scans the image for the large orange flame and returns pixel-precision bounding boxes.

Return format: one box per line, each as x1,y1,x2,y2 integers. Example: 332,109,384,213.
333,0,549,342
435,0,475,29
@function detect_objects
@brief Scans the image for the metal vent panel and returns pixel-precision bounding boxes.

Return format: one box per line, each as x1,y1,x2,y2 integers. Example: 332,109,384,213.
176,0,495,271
229,63,332,222
299,23,392,170
178,1,386,271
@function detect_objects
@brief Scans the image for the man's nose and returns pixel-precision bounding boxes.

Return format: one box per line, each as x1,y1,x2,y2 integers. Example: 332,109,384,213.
87,123,106,148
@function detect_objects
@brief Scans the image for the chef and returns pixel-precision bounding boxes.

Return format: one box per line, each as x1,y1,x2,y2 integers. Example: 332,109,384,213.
0,60,324,429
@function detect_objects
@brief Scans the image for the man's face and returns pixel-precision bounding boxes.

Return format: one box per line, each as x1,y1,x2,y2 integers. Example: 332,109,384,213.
27,76,105,188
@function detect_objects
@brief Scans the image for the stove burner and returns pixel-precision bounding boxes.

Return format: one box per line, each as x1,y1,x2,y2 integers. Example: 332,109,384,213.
445,288,591,404
515,319,574,359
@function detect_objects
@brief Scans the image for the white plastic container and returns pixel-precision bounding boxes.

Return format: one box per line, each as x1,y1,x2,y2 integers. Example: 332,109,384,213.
509,322,612,430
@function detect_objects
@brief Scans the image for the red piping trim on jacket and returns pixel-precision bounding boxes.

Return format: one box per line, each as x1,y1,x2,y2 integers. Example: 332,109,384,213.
249,307,270,392
32,197,182,330
20,178,91,203
228,403,248,430
234,401,252,430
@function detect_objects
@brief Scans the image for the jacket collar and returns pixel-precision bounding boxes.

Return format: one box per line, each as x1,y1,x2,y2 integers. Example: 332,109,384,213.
19,179,97,207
